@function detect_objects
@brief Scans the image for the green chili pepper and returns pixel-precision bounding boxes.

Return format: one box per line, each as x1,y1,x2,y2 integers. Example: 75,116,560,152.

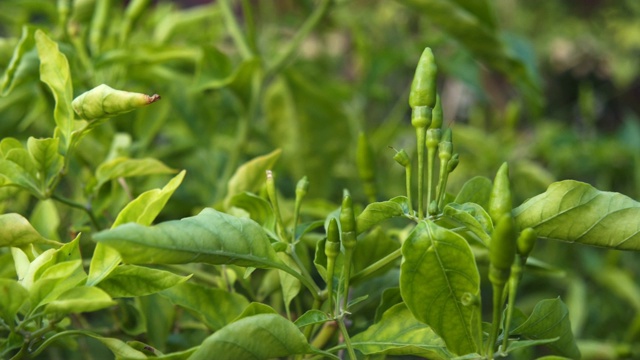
409,47,437,111
431,94,443,130
340,191,357,310
447,153,459,173
292,176,310,243
356,132,376,203
72,84,160,120
488,162,512,224
517,227,537,258
325,217,340,315
392,148,410,167
489,213,517,284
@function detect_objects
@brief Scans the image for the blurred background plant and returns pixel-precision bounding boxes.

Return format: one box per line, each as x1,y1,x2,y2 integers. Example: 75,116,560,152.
1,0,639,359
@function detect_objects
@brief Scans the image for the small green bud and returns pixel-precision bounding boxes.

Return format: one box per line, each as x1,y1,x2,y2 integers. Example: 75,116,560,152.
489,214,517,286
461,292,480,307
72,84,160,120
325,218,340,259
296,176,309,199
517,227,537,258
438,128,453,162
411,106,432,129
428,199,439,216
447,153,459,173
430,94,443,129
356,132,375,182
409,47,437,109
392,148,411,167
488,162,513,224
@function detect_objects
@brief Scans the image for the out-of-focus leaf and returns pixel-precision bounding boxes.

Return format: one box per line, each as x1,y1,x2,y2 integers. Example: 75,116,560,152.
514,180,640,250
30,199,60,241
400,220,481,355
351,227,400,283
0,279,29,326
31,330,146,359
223,149,282,208
454,176,492,210
1,26,35,96
138,294,174,352
98,265,191,298
0,213,59,248
510,298,580,359
161,282,248,331
95,156,176,190
352,303,451,359
188,314,337,360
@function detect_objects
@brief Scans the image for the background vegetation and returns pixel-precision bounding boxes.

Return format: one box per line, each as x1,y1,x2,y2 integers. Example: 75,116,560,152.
1,0,640,359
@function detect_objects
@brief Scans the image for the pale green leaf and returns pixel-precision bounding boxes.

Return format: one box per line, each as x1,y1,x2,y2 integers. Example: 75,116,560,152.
0,213,59,248
31,330,146,359
0,157,41,196
30,199,60,241
278,252,301,316
98,265,191,298
86,244,121,287
93,208,287,270
161,282,248,331
233,302,278,321
188,314,336,360
45,286,116,314
294,310,330,328
30,260,87,310
95,156,176,190
454,176,492,211
400,220,481,355
443,202,492,247
1,26,35,96
223,149,282,208
513,180,640,250
356,196,411,234
26,137,63,193
0,138,24,157
510,298,580,359
0,279,29,326
352,303,451,359
35,30,74,150
228,191,275,230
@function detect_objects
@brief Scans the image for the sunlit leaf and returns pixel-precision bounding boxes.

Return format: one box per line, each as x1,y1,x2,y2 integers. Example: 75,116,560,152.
228,191,275,230
95,156,176,190
510,298,580,359
0,213,59,248
443,202,492,246
0,279,29,326
514,180,640,250
45,286,116,314
30,260,87,310
161,281,248,331
400,220,481,355
223,149,282,208
352,303,452,359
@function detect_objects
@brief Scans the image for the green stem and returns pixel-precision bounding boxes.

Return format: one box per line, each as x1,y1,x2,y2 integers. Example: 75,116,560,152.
337,316,357,360
219,0,253,59
487,283,506,359
326,256,337,316
405,165,413,216
302,298,323,342
416,127,426,219
426,144,436,209
240,0,258,54
51,194,100,230
310,321,338,350
502,256,523,353
282,250,321,301
350,248,401,285
265,0,332,78
435,157,449,213
341,249,354,311
437,168,450,211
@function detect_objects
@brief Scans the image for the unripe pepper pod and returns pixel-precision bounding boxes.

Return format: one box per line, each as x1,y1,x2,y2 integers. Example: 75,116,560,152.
488,162,512,224
325,218,340,259
72,84,161,120
296,176,309,200
438,128,453,162
430,94,443,130
409,47,437,109
447,153,459,173
517,227,537,258
489,213,517,286
340,193,356,235
356,132,375,182
411,106,432,129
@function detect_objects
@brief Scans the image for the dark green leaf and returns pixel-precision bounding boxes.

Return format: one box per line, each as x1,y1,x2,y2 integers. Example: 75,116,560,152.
161,282,248,330
505,337,560,353
400,220,481,355
98,265,191,298
374,287,402,323
189,314,336,360
514,180,640,250
510,298,580,359
352,303,451,359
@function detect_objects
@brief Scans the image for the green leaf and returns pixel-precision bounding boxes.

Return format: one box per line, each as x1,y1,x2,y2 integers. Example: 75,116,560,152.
196,58,261,105
352,303,451,359
35,30,74,151
294,310,330,328
1,26,35,96
351,227,400,281
400,220,481,355
95,156,176,190
374,287,402,323
26,137,63,195
513,180,640,250
0,138,24,157
86,244,121,287
189,314,336,360
233,302,278,321
505,337,561,353
45,286,116,314
31,330,146,359
223,149,282,208
160,282,249,331
30,199,60,241
0,213,59,248
138,294,175,352
30,260,87,310
93,208,287,270
0,279,29,327
454,176,492,210
278,253,301,316
443,202,492,247
356,196,410,234
0,157,41,196
97,265,191,298
510,298,580,359
228,191,276,230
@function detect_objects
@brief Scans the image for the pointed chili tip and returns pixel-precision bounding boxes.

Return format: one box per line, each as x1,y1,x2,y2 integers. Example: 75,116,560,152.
147,94,161,103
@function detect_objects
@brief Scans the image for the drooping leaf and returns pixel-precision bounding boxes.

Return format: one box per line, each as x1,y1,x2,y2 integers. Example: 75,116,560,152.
443,202,492,246
0,213,60,248
223,149,282,207
356,196,411,234
278,252,301,316
97,265,191,298
160,281,248,331
400,220,481,355
95,156,176,190
138,294,175,352
513,180,640,250
93,208,290,272
374,287,403,323
352,303,452,359
188,314,337,360
510,298,580,359
454,176,492,210
31,330,146,359
228,191,276,230
34,30,74,151
45,286,116,314
0,279,29,326
351,227,401,283
1,26,35,96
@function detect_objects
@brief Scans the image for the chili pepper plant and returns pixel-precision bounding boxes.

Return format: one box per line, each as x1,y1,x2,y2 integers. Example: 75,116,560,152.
1,1,640,360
